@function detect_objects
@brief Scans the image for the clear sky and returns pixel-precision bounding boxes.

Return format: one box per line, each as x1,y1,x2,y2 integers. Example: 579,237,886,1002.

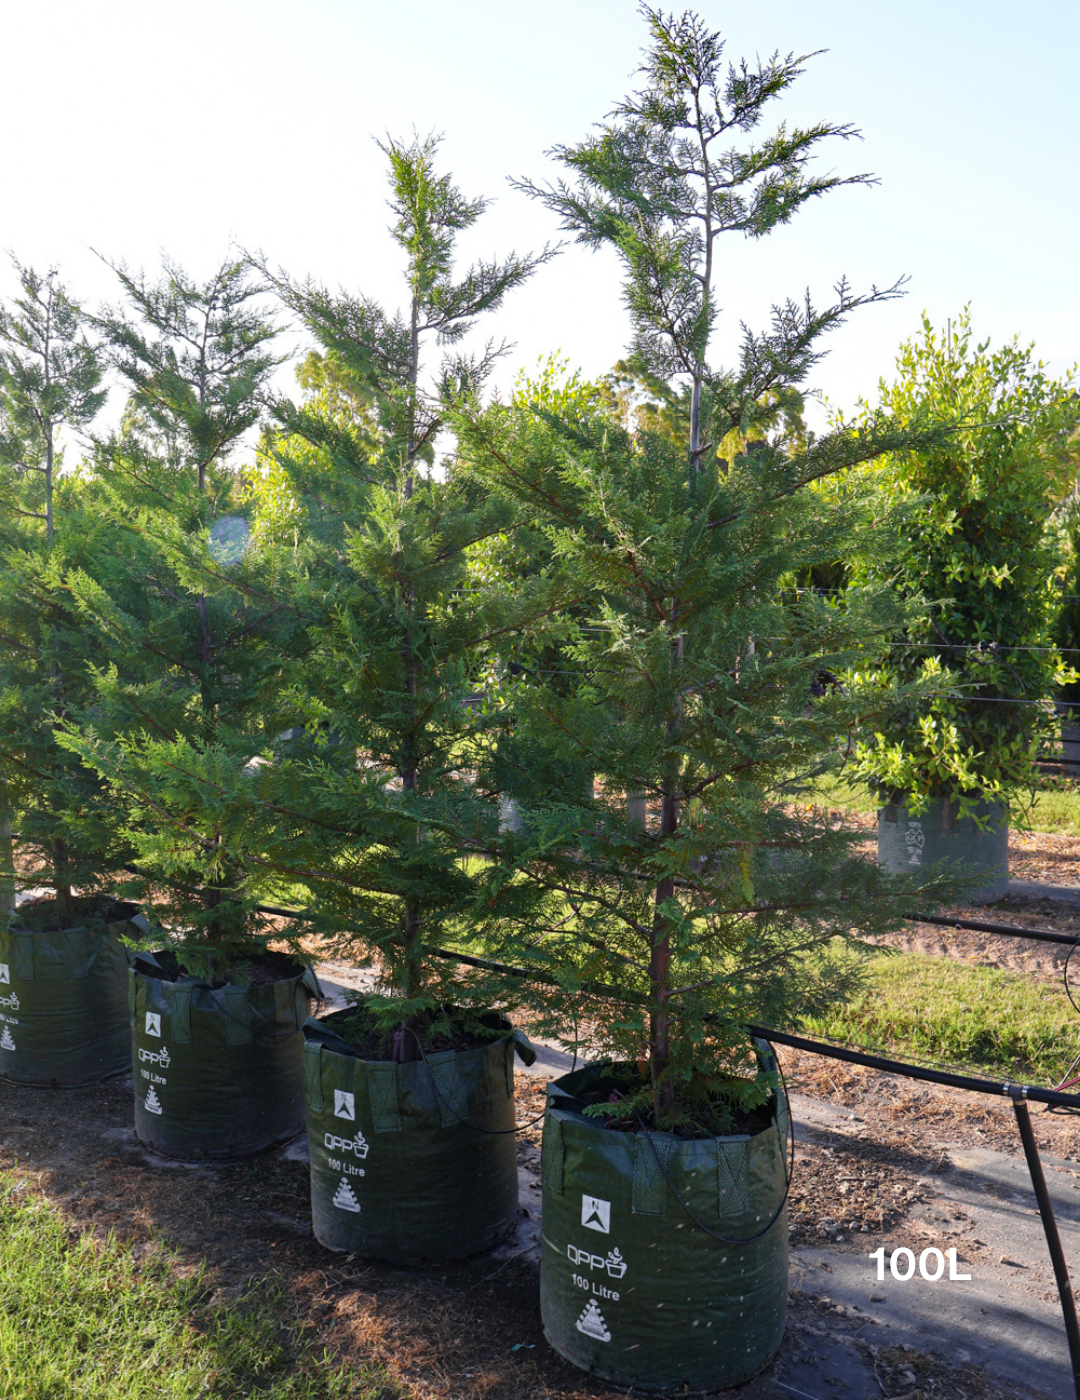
3,0,1077,429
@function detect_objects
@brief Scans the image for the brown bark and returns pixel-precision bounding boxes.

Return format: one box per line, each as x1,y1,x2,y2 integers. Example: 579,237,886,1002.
0,808,14,913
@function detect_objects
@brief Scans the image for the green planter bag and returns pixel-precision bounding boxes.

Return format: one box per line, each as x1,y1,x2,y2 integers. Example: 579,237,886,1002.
877,797,1008,903
0,898,147,1088
539,1048,790,1394
303,1007,537,1264
130,950,320,1160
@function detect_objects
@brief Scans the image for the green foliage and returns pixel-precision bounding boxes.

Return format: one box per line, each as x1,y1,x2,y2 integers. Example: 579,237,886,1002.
515,2,887,471
0,263,120,918
849,310,1080,815
453,6,959,1127
257,132,555,479
0,259,107,537
98,255,281,492
149,138,557,1039
456,370,955,1128
53,257,294,961
1053,497,1080,710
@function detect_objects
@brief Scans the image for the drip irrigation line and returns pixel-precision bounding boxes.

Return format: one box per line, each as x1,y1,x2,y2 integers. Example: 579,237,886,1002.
906,911,1080,948
740,1023,1080,1109
884,642,1080,656
1066,941,1080,1023
1012,1096,1080,1392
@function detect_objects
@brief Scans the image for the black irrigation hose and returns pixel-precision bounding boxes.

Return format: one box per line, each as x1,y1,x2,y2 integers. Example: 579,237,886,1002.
907,911,1080,948
742,1023,1080,1110
1066,940,1080,1022
1012,1094,1080,1393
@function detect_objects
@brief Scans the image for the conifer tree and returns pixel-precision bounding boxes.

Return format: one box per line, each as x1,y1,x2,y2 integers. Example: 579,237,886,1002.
55,256,291,965
206,134,561,1055
0,262,113,922
457,5,950,1126
514,4,888,480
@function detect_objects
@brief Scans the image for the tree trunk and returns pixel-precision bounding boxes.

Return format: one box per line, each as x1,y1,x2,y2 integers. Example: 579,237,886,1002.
44,418,55,540
649,611,683,1120
394,617,424,1063
648,770,679,1119
0,807,14,914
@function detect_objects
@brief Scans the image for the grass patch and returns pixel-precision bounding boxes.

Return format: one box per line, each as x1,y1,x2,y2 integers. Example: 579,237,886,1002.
801,949,1079,1086
1025,775,1080,834
804,769,1080,836
800,771,879,818
0,1174,399,1400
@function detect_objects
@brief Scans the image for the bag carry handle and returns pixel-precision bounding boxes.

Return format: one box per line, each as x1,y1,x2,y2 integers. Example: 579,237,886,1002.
398,1027,548,1135
202,964,320,1041
624,1038,795,1247
304,1040,325,1113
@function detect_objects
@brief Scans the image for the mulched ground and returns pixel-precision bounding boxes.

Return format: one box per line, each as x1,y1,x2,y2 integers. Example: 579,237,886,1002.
1,1049,1063,1400
7,818,1079,1398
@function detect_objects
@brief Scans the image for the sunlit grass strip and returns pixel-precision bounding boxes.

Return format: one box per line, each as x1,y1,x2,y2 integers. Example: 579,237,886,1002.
0,1175,398,1400
807,768,1080,835
801,950,1079,1086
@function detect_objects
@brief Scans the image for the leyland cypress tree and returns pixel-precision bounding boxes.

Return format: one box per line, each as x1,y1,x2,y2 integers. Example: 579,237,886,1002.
513,5,885,481
0,263,113,922
457,5,951,1125
55,257,292,967
212,135,561,1055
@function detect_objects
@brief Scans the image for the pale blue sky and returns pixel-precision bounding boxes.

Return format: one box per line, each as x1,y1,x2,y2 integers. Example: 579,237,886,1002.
3,0,1077,428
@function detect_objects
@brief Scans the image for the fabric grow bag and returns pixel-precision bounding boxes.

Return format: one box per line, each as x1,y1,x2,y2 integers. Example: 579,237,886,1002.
877,797,1008,903
303,1008,536,1264
130,951,319,1160
0,900,146,1088
539,1048,790,1394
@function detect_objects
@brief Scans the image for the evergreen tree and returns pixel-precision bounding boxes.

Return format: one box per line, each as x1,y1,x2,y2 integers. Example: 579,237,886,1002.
226,135,560,1055
457,6,950,1126
54,256,291,967
514,4,888,479
0,262,113,922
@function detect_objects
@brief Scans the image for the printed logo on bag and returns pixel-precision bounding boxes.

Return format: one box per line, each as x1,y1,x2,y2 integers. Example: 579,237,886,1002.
332,1177,361,1213
145,1012,161,1037
905,820,925,866
333,1090,355,1121
0,1025,15,1052
0,964,9,984
575,1299,611,1343
324,1129,369,1159
139,1045,171,1069
0,991,18,1011
567,1244,627,1279
581,1195,611,1234
144,1087,163,1115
